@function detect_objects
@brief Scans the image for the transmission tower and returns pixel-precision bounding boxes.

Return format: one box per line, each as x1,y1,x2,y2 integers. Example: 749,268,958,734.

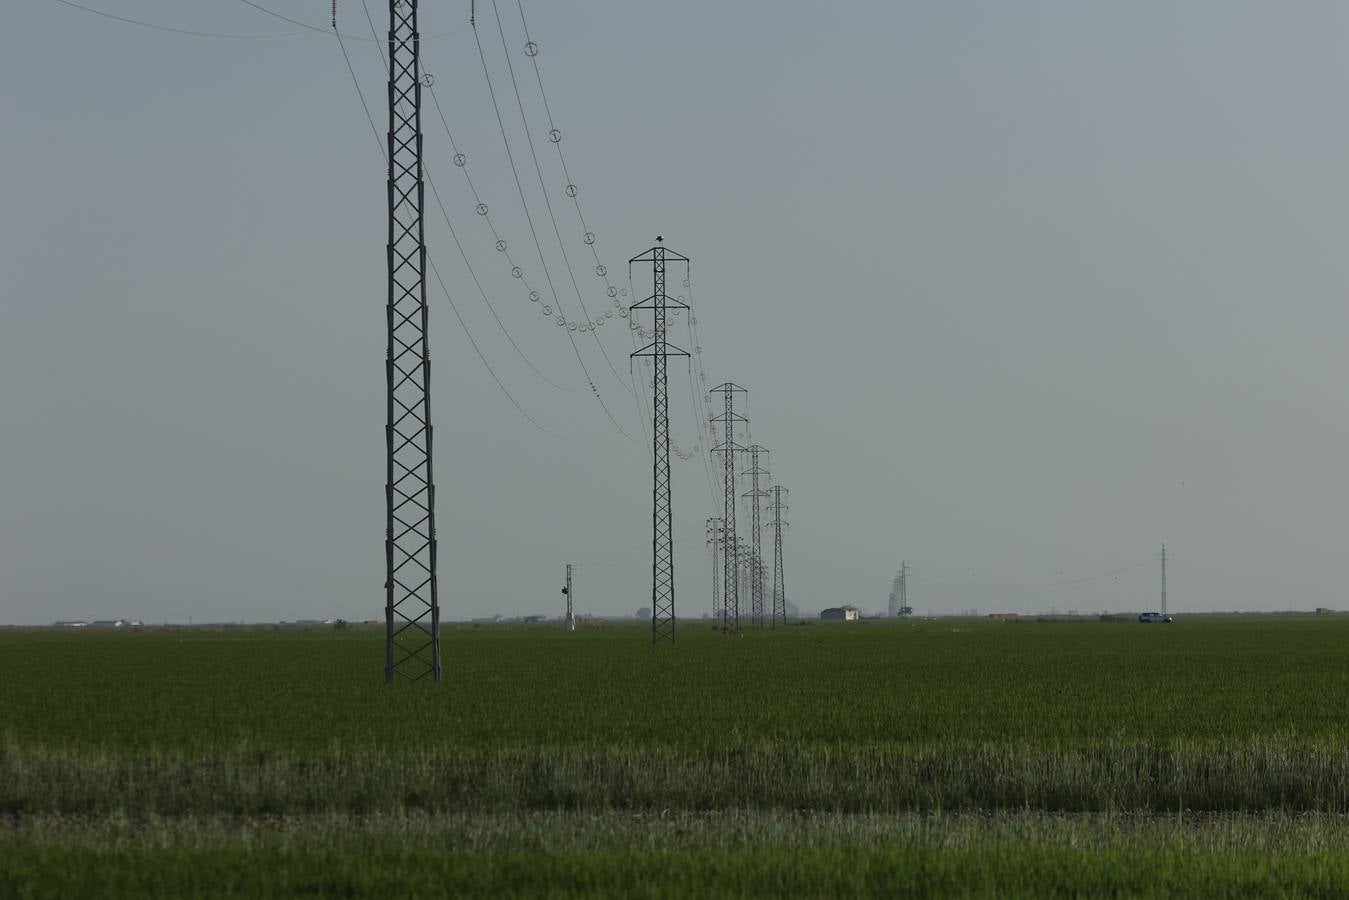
735,537,751,615
630,239,689,644
384,0,440,684
1160,543,1167,616
900,562,910,616
888,562,911,617
742,446,770,627
770,485,788,626
706,517,723,620
563,563,575,631
709,383,747,634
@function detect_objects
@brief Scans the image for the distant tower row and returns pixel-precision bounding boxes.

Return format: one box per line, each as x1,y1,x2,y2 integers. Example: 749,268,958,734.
888,562,911,617
706,384,791,631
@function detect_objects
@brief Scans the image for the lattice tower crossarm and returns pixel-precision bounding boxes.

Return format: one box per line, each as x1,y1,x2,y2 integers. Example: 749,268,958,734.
709,383,747,634
384,0,441,684
742,446,770,627
771,485,789,627
629,240,689,644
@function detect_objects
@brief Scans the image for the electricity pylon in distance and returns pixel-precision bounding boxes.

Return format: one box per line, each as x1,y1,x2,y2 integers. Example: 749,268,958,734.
563,563,575,631
770,485,789,627
709,383,747,634
630,238,689,644
712,518,723,623
742,446,770,627
888,562,911,617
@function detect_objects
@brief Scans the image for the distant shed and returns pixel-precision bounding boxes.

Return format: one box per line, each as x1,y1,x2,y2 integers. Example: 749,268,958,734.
1316,607,1336,616
820,607,859,622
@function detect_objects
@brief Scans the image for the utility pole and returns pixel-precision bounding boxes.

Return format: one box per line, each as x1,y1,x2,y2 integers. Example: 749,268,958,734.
629,239,689,644
742,446,770,627
563,563,575,631
709,383,747,634
1160,543,1167,616
706,517,723,620
384,0,440,683
770,485,788,627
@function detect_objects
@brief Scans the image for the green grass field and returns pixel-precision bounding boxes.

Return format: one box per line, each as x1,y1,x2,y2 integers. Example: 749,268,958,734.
3,616,1348,897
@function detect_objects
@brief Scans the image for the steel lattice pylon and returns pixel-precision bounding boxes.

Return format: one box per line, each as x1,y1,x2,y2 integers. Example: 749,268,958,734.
706,517,723,620
384,0,440,684
709,383,747,634
742,445,770,627
771,485,789,627
630,240,689,644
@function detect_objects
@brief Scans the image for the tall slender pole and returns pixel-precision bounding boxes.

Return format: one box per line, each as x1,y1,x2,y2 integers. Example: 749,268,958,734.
1161,543,1167,616
743,446,770,627
384,0,440,683
706,517,723,620
710,383,747,634
630,239,689,644
771,486,788,627
564,563,575,631
901,561,909,615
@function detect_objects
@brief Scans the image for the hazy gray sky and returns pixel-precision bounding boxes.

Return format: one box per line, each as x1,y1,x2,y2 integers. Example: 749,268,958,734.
4,1,1349,625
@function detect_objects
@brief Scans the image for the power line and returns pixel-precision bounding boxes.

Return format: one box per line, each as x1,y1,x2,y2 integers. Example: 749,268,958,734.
334,28,382,154
484,0,632,394
427,258,559,438
510,0,636,386
683,277,721,508
51,0,305,38
238,0,368,38
334,15,556,438
425,85,588,385
684,357,719,506
468,15,636,442
351,2,568,394
237,0,448,42
424,171,569,392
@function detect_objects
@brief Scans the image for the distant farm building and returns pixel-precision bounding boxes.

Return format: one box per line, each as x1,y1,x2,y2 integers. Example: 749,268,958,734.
1317,607,1336,616
820,606,859,622
988,613,1021,621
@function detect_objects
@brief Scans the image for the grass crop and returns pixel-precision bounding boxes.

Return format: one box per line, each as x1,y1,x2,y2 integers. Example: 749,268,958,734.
2,615,1347,895
4,811,1349,898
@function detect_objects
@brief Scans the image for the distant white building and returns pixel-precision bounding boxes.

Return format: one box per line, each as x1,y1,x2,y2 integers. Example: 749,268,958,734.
820,606,859,622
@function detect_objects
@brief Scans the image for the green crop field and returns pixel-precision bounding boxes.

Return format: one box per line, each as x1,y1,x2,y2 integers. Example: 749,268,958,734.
3,615,1349,897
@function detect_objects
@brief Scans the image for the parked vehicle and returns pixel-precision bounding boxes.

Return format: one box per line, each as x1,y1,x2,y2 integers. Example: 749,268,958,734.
1138,612,1173,623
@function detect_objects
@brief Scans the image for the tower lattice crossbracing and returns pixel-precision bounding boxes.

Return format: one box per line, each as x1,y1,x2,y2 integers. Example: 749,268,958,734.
710,383,747,634
383,0,441,683
630,241,689,643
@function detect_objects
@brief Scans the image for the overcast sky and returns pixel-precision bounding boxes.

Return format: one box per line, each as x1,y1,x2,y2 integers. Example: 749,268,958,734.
4,0,1349,625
